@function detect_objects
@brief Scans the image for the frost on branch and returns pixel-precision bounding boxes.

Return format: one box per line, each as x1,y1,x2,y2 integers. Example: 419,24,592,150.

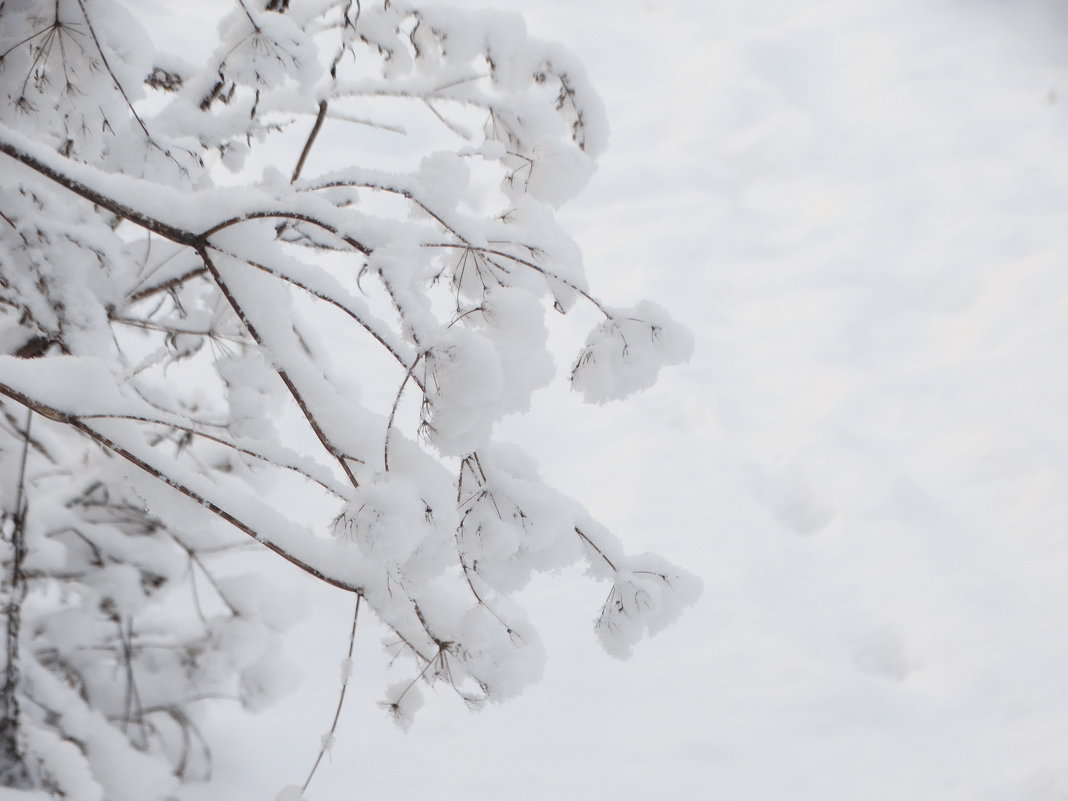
0,0,694,796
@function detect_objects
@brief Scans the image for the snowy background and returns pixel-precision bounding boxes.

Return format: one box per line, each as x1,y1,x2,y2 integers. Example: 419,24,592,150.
140,0,1068,798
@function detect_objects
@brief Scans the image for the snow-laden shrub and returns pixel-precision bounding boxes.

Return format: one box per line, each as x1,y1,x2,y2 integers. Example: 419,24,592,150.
0,1,695,796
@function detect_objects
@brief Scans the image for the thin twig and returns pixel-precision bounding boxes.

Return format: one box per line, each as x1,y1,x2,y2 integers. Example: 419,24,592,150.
574,526,617,572
73,0,151,139
291,100,328,183
301,593,360,794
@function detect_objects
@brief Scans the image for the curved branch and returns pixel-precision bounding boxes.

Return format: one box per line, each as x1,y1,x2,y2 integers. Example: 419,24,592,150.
383,351,424,471
297,176,462,247
201,211,371,255
298,176,609,318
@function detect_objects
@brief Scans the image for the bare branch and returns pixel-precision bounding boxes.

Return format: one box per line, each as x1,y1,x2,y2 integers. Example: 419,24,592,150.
291,100,328,183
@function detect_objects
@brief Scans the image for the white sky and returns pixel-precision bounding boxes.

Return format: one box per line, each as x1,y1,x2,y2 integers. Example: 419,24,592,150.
178,1,1068,799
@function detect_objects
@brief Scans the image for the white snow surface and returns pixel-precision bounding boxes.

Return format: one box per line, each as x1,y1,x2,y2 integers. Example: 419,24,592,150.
145,0,1068,798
